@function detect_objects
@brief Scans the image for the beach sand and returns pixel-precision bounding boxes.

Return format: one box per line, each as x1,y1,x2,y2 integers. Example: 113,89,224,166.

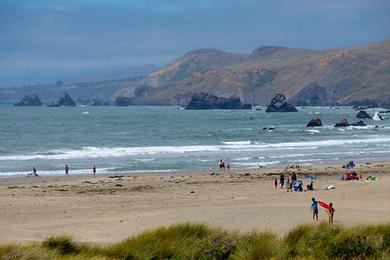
0,162,389,244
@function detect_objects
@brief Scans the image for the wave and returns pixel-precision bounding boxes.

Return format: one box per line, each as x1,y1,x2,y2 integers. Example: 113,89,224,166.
1,136,390,161
0,167,116,177
305,129,320,134
232,161,280,167
0,167,178,177
221,141,251,145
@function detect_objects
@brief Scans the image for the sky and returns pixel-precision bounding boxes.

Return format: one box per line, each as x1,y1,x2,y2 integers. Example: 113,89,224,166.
1,0,390,86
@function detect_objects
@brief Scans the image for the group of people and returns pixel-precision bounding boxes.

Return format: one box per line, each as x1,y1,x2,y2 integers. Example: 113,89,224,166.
311,197,335,225
274,172,335,225
342,170,361,181
343,160,356,169
275,173,301,190
27,164,97,177
218,159,230,171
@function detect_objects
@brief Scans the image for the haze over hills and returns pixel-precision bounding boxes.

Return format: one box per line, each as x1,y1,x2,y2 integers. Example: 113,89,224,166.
1,40,390,106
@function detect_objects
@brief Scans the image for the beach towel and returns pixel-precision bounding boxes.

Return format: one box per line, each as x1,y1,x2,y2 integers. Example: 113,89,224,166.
323,185,336,190
304,175,317,180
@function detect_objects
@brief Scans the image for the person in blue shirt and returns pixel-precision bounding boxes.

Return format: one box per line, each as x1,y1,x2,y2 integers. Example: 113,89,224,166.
311,197,319,221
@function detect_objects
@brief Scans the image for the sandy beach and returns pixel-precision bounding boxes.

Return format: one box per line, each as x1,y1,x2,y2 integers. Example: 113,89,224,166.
1,162,389,244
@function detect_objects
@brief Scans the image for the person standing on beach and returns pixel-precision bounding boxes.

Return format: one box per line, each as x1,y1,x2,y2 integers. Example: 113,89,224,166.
327,202,335,226
311,197,319,221
274,177,278,189
65,164,69,175
33,167,38,176
92,165,96,175
280,173,285,188
219,160,225,170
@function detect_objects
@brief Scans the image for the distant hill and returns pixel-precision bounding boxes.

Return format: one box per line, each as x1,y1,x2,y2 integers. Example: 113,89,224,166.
123,40,390,107
0,65,158,104
1,40,390,106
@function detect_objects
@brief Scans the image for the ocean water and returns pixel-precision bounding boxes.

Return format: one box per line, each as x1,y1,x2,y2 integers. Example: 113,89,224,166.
0,106,389,176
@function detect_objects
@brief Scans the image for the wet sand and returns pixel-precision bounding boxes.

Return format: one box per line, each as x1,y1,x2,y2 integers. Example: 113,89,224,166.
0,162,389,244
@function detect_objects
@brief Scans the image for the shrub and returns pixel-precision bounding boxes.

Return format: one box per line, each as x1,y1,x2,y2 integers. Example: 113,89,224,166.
1,223,389,259
41,235,80,255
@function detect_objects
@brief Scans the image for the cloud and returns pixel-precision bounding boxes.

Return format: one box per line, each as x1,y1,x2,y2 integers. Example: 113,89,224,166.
0,0,389,86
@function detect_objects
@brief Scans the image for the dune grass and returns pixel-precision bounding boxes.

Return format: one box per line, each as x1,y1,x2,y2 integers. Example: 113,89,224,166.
0,222,389,259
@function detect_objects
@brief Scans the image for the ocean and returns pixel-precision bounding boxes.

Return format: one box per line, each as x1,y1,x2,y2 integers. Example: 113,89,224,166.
0,106,389,176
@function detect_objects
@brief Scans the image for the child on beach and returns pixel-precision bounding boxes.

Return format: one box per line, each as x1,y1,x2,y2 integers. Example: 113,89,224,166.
311,197,319,221
327,202,335,225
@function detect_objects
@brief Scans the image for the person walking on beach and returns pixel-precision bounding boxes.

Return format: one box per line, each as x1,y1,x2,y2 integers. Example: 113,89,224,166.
227,164,230,171
311,197,319,221
327,202,335,226
92,165,96,175
65,164,69,175
274,177,278,189
280,173,285,188
33,167,38,176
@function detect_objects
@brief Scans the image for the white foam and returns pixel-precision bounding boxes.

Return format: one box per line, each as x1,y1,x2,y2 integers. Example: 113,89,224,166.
305,129,320,134
221,141,251,145
233,157,251,161
288,159,323,163
232,161,280,167
0,167,115,177
1,136,390,161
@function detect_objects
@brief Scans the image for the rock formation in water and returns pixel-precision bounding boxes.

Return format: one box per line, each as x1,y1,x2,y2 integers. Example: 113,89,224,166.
356,110,372,119
350,120,367,126
185,93,251,110
48,93,76,107
15,94,42,106
306,118,323,127
265,94,297,112
334,118,350,127
114,96,133,106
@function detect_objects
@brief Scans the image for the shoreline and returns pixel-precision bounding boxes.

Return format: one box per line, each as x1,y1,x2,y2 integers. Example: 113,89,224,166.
1,157,388,180
1,161,389,244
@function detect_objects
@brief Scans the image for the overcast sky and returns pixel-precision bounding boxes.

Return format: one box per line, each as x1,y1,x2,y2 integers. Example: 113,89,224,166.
1,0,390,86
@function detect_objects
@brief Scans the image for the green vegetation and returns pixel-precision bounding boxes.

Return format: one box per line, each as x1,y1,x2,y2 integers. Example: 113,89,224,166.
1,222,389,259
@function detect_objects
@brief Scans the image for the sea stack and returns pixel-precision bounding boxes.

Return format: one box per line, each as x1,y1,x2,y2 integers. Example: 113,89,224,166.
114,96,133,106
15,94,42,106
356,110,372,119
306,118,322,127
265,94,297,112
185,93,251,110
334,118,350,127
48,93,76,107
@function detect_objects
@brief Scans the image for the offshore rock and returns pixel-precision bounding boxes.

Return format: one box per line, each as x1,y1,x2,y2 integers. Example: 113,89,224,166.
265,94,298,112
350,120,367,126
356,110,372,119
185,93,251,110
48,93,76,107
114,96,133,106
15,94,42,106
306,118,323,127
334,118,350,127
